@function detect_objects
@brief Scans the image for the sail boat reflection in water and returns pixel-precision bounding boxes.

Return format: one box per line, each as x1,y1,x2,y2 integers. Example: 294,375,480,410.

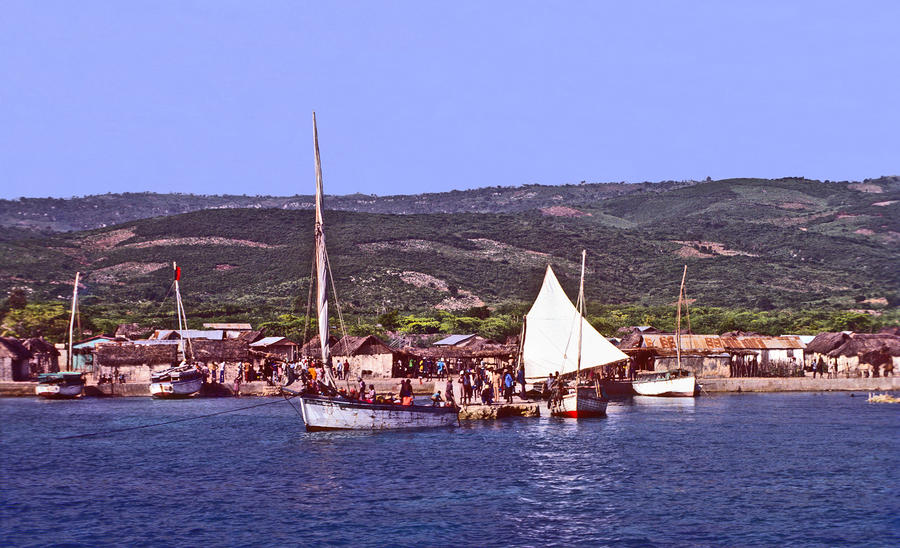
521,251,628,418
287,113,458,431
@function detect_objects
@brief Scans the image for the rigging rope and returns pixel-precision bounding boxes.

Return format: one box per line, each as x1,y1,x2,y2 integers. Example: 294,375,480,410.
57,395,296,440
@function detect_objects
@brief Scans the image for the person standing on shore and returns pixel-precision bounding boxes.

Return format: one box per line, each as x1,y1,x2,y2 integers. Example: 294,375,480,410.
504,369,514,403
233,364,243,397
516,365,526,399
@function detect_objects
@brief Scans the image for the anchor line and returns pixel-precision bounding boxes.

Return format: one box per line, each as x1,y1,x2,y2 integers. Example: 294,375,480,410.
58,395,297,440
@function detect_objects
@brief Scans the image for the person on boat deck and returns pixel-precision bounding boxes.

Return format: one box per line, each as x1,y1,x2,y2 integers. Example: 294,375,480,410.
210,362,218,384
431,390,443,406
309,363,318,383
366,384,376,403
357,376,366,399
445,377,456,406
398,378,411,405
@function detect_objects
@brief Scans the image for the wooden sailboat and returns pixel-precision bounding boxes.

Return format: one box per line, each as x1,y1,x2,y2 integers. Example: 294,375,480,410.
632,265,699,397
521,251,628,418
36,272,85,399
293,113,458,431
149,263,203,398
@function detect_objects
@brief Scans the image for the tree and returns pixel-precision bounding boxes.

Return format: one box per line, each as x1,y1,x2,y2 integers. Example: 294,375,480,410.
1,302,69,342
6,288,27,309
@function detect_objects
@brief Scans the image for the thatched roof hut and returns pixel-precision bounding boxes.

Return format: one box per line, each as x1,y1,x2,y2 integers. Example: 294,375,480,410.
804,332,851,355
95,342,178,367
332,335,394,357
191,339,250,362
22,337,59,357
826,333,900,358
299,335,339,359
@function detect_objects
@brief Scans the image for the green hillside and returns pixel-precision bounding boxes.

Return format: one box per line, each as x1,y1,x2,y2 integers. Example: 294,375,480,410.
1,177,897,340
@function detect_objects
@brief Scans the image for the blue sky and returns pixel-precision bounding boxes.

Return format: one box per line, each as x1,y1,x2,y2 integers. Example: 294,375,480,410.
1,1,897,199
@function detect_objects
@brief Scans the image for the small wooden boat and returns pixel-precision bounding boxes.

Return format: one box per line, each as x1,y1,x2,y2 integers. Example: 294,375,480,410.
149,363,204,399
37,273,85,399
149,264,203,399
632,266,699,398
35,372,85,399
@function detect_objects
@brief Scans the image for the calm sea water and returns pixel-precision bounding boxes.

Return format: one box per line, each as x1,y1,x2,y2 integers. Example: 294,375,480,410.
1,393,897,547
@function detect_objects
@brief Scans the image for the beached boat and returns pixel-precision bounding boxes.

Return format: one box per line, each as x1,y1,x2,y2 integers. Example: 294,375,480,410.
521,251,628,418
294,113,457,431
149,263,203,399
36,273,85,399
632,266,699,397
36,372,85,399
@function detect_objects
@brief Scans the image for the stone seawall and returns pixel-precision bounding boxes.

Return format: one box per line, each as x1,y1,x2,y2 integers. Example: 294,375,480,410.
700,377,899,393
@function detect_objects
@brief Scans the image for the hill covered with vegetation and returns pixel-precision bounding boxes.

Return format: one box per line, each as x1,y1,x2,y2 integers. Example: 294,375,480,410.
1,177,897,342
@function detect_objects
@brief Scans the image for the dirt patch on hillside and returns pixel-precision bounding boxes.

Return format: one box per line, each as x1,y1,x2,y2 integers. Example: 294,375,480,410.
673,241,758,258
436,293,485,311
397,270,484,310
854,228,875,236
863,297,888,305
540,206,591,217
872,200,898,207
88,262,168,284
215,264,237,271
400,271,449,291
778,202,811,210
848,183,883,193
79,228,137,251
119,237,281,249
675,246,714,259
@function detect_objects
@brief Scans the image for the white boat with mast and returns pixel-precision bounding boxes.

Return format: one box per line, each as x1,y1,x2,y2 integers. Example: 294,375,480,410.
632,265,699,397
36,272,85,399
289,113,458,431
521,251,628,418
149,263,203,399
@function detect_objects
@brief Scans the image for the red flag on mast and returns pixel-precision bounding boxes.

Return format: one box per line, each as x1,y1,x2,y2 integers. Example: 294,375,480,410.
175,266,181,281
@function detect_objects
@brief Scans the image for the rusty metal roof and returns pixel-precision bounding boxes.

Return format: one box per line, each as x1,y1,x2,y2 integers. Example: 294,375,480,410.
641,334,806,353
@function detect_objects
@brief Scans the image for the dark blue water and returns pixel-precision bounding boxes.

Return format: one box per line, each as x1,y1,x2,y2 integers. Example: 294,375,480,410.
1,393,897,547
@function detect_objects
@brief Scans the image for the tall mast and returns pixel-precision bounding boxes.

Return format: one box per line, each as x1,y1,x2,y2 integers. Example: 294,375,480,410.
675,265,687,370
313,112,335,387
576,250,586,383
67,272,80,371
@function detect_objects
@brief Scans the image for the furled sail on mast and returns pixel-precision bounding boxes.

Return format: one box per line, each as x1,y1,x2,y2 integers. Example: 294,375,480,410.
522,265,627,381
313,113,335,387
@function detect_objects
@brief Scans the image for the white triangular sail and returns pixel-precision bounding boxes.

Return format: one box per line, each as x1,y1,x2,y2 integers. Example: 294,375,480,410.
522,265,627,381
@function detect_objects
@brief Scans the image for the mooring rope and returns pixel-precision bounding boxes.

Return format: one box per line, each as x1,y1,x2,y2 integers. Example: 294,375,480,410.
58,395,297,440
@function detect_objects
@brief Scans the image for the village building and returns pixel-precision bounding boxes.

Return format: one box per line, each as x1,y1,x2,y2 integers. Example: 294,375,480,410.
202,323,255,339
331,335,398,378
249,336,299,367
22,337,60,377
0,337,32,381
68,334,117,373
805,331,900,377
94,337,251,383
619,330,807,378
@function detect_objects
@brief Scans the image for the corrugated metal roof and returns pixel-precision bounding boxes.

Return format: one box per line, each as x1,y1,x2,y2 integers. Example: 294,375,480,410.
203,323,252,330
642,334,806,352
434,334,476,346
642,334,726,352
250,336,296,347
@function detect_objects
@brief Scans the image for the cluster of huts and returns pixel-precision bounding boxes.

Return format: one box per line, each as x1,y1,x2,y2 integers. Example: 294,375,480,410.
617,326,900,378
1,325,898,383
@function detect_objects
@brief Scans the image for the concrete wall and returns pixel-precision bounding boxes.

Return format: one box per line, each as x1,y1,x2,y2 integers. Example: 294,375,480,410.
701,376,899,392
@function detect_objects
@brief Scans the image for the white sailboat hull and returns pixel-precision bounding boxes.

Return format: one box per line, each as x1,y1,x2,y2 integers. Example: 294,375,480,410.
632,375,698,397
149,378,202,399
299,396,458,431
550,387,608,418
35,383,84,399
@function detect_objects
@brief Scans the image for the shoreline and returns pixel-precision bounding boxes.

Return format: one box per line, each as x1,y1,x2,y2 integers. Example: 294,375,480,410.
2,376,897,398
